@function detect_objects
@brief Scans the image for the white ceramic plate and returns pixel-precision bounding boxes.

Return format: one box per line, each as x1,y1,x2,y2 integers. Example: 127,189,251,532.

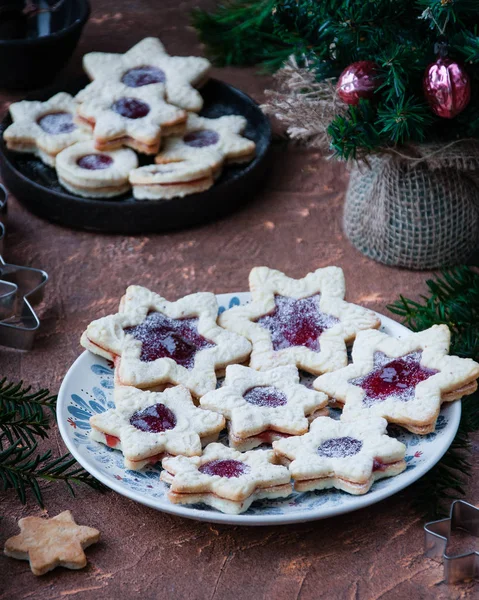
57,292,460,525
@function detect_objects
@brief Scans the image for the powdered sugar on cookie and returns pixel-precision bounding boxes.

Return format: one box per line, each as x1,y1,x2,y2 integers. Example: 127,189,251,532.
218,266,381,374
313,325,479,434
80,285,251,397
3,92,90,166
200,364,328,450
161,442,292,514
81,37,211,112
273,416,406,494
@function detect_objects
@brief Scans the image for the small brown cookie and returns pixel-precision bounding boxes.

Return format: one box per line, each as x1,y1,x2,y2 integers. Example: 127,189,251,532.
4,511,100,576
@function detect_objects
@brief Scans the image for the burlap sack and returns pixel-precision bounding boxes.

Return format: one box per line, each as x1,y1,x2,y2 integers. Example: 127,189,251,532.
344,143,479,269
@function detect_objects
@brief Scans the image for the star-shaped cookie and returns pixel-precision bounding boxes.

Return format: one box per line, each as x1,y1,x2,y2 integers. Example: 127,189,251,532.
273,416,406,494
156,114,256,176
75,84,187,154
90,386,225,470
81,37,211,112
200,364,329,451
80,285,251,397
4,511,100,576
218,266,381,374
313,325,479,434
3,92,90,166
161,442,292,514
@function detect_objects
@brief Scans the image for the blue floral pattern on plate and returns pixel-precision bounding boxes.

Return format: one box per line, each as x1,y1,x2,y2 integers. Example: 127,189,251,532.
57,292,461,525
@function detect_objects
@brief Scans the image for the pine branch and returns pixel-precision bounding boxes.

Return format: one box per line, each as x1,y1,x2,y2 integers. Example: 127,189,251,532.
191,0,291,70
377,96,433,144
388,266,479,517
328,99,381,160
0,438,105,508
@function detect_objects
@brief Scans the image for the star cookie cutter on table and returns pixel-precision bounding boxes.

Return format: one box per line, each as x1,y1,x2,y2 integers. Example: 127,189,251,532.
424,500,479,584
0,184,48,350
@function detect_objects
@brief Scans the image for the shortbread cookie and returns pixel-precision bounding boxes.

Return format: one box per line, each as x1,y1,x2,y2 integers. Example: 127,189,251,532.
80,37,210,112
4,511,100,576
130,158,218,200
80,285,251,397
273,416,406,494
155,114,256,177
56,141,138,198
313,325,479,434
161,443,292,514
218,266,381,375
200,364,328,451
3,92,90,167
90,386,225,470
75,84,187,154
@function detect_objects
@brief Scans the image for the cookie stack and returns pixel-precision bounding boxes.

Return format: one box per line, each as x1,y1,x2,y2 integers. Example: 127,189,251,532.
3,38,256,200
80,266,479,514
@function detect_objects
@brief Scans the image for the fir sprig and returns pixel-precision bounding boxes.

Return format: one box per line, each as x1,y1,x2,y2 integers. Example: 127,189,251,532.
388,266,479,517
0,439,104,507
0,379,105,506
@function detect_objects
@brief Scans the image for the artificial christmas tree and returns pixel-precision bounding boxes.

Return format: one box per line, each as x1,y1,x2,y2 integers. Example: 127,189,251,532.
194,0,479,268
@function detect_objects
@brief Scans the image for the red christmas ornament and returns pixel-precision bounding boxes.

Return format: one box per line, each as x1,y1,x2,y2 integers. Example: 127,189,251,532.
423,58,471,119
337,61,380,105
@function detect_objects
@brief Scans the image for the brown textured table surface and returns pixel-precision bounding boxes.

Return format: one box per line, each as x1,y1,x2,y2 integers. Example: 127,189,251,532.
1,2,478,599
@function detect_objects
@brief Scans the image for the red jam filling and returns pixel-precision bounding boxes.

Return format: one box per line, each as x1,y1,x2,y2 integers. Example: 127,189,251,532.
183,130,219,148
37,112,76,134
124,312,216,369
112,97,150,119
121,65,166,87
129,403,176,433
255,294,340,351
373,459,387,472
199,459,250,478
317,436,363,458
105,434,119,448
349,351,438,407
77,154,113,170
243,386,287,408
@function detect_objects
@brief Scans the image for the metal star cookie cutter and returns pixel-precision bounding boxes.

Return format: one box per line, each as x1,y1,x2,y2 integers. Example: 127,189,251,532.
0,184,48,350
424,500,479,584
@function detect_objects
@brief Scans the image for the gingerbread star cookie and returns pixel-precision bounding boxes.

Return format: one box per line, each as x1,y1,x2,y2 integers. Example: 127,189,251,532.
75,84,187,154
80,285,251,397
273,416,406,495
200,364,328,451
4,511,100,576
130,157,219,200
218,266,381,375
56,141,138,198
161,442,292,514
155,114,256,176
313,325,479,434
81,37,211,112
3,92,90,166
90,386,225,470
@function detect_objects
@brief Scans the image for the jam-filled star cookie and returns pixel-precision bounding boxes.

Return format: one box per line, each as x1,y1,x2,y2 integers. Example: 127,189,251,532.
129,158,219,200
75,84,187,154
200,364,328,451
4,511,100,576
161,443,292,514
80,37,211,112
56,141,138,198
155,114,256,177
90,386,225,470
3,92,90,166
313,325,479,434
218,266,381,375
273,416,406,495
80,285,251,397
